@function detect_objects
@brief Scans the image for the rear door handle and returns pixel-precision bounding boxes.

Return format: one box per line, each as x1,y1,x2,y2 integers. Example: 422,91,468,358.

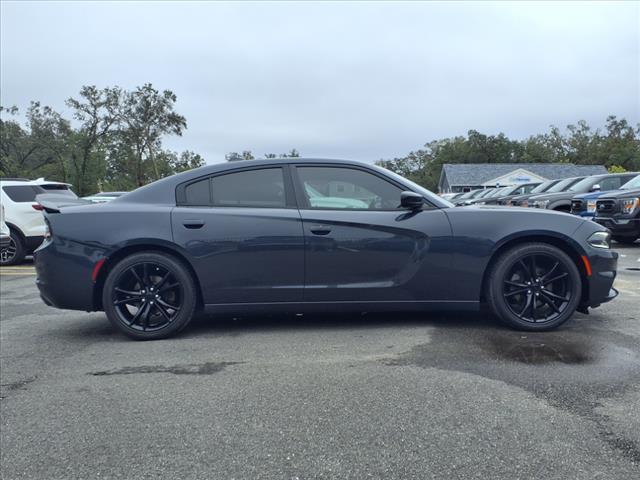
310,224,332,235
183,219,205,229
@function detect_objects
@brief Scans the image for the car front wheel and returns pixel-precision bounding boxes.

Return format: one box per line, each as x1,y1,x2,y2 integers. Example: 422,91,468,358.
102,252,197,340
487,243,582,331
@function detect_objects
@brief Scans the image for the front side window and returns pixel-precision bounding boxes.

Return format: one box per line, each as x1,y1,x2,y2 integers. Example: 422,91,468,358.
598,177,621,191
211,168,286,208
296,167,403,210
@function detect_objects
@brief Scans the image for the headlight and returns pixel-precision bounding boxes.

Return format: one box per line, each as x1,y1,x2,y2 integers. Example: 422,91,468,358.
587,231,611,249
621,197,640,215
587,200,597,213
535,200,549,209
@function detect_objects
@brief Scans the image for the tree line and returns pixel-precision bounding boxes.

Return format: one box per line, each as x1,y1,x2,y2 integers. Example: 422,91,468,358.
376,116,640,191
2,84,638,196
0,84,205,195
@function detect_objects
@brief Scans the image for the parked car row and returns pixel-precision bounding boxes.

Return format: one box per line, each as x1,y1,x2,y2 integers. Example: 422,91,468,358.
0,177,127,265
444,171,640,244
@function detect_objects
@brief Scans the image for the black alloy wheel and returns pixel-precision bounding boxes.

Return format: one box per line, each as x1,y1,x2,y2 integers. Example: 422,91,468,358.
502,254,571,323
487,243,581,331
103,252,197,340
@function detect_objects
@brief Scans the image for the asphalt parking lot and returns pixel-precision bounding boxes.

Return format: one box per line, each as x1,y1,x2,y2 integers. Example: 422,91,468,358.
1,244,639,479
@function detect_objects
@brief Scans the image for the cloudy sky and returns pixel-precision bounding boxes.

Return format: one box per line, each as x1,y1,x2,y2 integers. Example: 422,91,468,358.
1,1,638,163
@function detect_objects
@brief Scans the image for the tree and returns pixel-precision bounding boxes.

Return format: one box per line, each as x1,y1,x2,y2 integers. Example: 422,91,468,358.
66,86,120,194
225,150,255,161
115,84,187,186
0,106,44,177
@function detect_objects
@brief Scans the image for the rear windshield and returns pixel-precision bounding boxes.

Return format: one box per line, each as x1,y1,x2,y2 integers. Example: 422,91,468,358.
39,184,77,198
2,185,45,202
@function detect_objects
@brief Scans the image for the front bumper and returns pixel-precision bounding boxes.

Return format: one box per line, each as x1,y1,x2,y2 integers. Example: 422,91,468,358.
583,247,618,308
594,217,640,237
0,234,10,248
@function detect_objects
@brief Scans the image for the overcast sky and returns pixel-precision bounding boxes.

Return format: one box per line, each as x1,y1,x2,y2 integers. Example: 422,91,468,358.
1,1,638,164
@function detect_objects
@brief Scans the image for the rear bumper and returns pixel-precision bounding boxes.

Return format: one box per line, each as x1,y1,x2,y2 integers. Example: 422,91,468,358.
25,235,45,253
594,217,640,237
583,248,618,308
34,239,101,311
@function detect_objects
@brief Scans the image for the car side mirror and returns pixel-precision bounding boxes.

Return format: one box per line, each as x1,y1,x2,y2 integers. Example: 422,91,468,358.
591,184,601,192
400,191,424,210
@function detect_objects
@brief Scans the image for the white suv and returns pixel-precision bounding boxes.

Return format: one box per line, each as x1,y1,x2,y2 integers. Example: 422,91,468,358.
0,178,76,265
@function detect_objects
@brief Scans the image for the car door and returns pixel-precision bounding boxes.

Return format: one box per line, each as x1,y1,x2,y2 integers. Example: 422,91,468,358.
171,166,304,304
291,164,453,303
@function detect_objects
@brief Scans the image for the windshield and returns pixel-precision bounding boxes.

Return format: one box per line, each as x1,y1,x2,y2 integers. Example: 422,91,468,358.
530,180,557,194
621,175,640,190
568,176,599,192
546,177,582,193
457,189,480,199
487,187,509,197
381,168,455,207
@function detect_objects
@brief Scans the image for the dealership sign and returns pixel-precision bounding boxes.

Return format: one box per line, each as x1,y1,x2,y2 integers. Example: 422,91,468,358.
482,168,547,187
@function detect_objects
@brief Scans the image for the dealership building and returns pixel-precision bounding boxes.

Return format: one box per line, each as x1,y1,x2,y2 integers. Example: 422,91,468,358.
438,163,607,193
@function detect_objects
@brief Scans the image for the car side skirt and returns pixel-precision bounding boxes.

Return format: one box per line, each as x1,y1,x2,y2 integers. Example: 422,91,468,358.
202,300,480,315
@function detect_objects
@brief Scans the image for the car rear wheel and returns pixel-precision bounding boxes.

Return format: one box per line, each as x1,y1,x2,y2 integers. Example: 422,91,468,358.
102,252,197,340
487,243,582,331
0,230,26,266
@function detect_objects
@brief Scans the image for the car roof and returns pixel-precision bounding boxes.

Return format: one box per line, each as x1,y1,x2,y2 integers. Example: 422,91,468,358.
116,158,452,208
0,178,72,187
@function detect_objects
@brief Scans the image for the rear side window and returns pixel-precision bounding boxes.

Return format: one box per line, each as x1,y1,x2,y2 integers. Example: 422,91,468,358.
2,185,45,202
180,168,287,208
211,168,286,207
184,178,211,205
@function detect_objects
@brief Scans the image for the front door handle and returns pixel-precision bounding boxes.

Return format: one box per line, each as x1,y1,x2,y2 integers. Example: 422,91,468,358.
310,225,332,235
183,219,205,229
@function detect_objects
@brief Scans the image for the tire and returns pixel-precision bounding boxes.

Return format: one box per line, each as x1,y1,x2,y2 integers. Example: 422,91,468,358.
612,235,638,245
0,230,26,266
487,243,582,331
102,252,197,340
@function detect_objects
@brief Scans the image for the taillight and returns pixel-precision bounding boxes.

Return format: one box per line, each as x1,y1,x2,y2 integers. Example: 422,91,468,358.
32,204,44,211
44,218,52,240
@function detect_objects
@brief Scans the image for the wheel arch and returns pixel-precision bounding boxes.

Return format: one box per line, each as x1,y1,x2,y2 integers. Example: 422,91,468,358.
479,232,590,305
93,242,204,311
5,222,26,243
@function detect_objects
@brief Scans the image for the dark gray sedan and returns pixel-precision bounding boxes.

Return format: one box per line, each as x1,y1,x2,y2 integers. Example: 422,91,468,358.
34,158,618,339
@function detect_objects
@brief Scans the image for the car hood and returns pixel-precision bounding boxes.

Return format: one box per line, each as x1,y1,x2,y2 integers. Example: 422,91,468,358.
528,191,574,202
595,188,640,200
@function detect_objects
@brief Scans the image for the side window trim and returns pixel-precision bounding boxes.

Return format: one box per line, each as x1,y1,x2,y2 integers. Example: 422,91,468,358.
176,165,295,208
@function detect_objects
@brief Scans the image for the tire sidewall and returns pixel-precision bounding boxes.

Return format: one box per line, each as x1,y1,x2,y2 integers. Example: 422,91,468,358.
488,243,582,331
0,230,25,266
102,252,197,340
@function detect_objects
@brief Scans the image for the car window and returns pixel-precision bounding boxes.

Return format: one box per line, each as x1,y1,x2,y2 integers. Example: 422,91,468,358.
598,176,624,191
548,177,582,193
297,167,403,210
530,180,556,194
1,185,45,202
39,184,77,198
622,175,640,190
184,178,211,205
211,168,286,207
